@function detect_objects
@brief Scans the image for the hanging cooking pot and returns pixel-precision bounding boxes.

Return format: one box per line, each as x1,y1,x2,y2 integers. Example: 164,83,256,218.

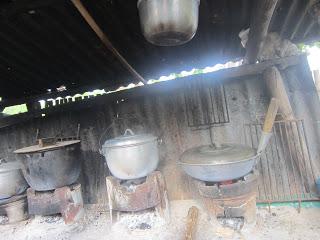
14,140,81,191
100,129,159,180
0,159,28,199
179,98,279,182
137,0,200,46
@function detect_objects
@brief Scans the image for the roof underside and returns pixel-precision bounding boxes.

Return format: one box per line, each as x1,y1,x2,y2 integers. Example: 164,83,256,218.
0,0,319,99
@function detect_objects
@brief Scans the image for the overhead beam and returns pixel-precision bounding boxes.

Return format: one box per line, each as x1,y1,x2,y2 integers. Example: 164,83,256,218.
0,54,305,111
245,0,279,64
70,0,147,85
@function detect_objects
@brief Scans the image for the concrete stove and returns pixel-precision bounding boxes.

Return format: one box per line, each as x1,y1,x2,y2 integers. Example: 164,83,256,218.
106,171,169,224
27,183,84,224
195,171,258,224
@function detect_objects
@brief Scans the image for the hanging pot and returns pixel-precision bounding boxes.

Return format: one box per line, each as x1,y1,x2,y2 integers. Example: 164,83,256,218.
100,129,159,180
137,0,200,46
0,159,28,199
14,140,81,191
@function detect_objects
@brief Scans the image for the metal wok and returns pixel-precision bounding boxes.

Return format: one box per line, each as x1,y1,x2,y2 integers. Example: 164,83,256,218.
179,98,279,182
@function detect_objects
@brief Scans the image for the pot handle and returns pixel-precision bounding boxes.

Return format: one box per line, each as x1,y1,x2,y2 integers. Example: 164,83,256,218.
98,122,116,155
124,129,134,136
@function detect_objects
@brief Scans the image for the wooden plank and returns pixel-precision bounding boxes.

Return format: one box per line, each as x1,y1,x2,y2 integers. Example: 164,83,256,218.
245,0,279,64
185,206,199,240
70,0,147,85
263,67,294,120
262,98,279,133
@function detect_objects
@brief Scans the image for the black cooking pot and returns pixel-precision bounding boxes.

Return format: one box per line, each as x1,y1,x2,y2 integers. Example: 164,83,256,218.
14,140,81,191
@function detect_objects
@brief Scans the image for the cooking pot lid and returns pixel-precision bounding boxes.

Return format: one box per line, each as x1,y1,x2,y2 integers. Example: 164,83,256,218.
179,144,256,165
102,133,157,148
14,140,81,154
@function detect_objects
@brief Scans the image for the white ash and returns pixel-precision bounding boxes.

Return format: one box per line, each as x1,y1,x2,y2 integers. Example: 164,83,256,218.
120,178,146,192
217,217,244,231
114,209,165,230
0,215,8,224
40,214,63,224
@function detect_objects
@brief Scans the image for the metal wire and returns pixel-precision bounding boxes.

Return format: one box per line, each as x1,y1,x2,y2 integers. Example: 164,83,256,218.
244,120,318,206
184,78,230,128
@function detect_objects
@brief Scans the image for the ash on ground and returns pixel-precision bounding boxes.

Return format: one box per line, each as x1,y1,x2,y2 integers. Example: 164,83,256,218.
41,214,63,224
0,215,8,224
217,217,244,231
115,209,165,230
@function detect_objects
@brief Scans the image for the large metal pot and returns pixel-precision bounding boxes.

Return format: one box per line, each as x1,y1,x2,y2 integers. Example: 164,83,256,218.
179,98,279,182
100,129,159,180
179,144,257,182
14,140,81,191
0,160,28,199
137,0,200,46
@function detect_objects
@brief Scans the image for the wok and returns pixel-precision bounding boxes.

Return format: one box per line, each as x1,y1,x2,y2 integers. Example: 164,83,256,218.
179,98,279,182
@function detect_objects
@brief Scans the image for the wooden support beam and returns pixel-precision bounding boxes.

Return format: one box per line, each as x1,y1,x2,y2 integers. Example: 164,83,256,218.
70,0,147,85
263,66,294,120
245,0,279,64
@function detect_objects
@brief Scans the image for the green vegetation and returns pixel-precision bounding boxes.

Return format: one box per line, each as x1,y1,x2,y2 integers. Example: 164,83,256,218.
3,104,28,115
297,41,320,52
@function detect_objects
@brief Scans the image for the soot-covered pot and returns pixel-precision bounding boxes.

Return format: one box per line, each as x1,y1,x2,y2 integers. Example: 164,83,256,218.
14,140,81,191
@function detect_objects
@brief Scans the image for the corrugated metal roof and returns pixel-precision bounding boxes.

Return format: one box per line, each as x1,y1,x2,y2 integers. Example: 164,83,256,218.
0,0,319,99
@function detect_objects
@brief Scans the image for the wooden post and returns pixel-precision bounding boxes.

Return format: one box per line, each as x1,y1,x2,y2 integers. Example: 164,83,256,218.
245,0,279,64
313,70,320,98
185,206,199,240
263,66,294,120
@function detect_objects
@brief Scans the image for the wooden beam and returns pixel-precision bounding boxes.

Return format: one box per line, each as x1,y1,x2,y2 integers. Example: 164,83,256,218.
245,0,279,64
0,54,305,110
263,66,294,120
70,0,147,85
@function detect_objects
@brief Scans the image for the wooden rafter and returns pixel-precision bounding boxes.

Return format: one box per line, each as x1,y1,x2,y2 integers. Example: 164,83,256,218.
245,0,279,64
71,0,147,85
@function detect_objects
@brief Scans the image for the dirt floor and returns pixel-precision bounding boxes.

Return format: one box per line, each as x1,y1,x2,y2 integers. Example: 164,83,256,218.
0,200,320,240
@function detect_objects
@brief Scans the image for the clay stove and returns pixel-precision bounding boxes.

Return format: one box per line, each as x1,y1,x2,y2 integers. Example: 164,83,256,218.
106,171,169,225
195,171,258,224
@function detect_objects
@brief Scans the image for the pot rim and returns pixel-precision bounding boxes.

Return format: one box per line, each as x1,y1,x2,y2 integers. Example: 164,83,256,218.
177,155,257,166
102,137,158,149
137,0,200,8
